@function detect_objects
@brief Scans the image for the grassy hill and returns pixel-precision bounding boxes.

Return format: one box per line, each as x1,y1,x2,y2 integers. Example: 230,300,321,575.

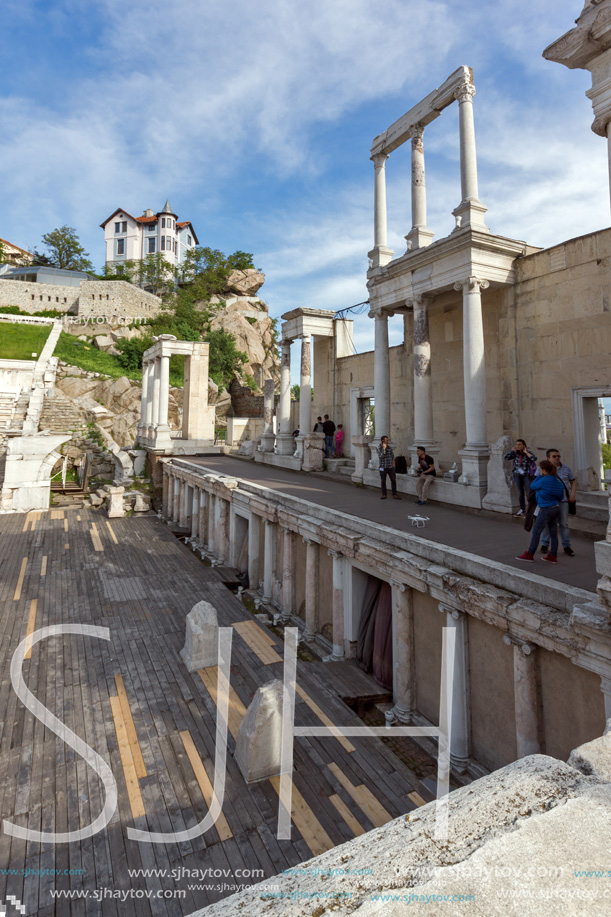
0,322,51,360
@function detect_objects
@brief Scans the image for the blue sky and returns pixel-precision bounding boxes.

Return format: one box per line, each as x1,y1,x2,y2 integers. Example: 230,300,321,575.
1,0,609,357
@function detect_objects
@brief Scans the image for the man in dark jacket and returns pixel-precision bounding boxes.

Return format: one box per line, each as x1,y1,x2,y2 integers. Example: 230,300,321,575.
322,414,336,457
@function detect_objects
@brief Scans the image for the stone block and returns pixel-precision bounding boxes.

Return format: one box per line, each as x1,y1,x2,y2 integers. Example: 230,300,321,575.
180,601,219,671
302,433,324,471
235,679,284,784
133,493,151,513
107,485,125,518
482,436,520,514
568,720,611,782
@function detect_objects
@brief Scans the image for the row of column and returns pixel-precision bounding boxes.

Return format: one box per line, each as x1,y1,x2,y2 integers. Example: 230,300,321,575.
370,276,490,481
140,354,170,429
271,335,312,455
165,469,595,774
370,78,487,269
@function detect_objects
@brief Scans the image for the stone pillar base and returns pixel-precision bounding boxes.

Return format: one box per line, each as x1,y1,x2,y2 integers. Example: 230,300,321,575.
294,435,305,458
450,752,470,774
302,433,324,471
405,227,434,251
458,447,489,487
452,199,489,232
351,435,373,482
275,434,296,456
259,432,276,453
368,245,394,269
385,705,412,726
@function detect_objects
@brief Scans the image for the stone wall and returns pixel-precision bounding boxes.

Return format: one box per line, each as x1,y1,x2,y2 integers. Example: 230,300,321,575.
0,279,78,313
0,278,162,322
228,378,264,417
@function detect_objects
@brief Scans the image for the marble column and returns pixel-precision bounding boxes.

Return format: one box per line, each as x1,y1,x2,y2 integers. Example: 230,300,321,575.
144,361,154,429
260,379,276,452
440,604,470,773
165,471,174,520
452,82,488,231
504,636,541,758
172,477,180,523
369,306,390,464
281,526,294,621
389,583,415,723
276,341,294,455
191,489,199,539
158,354,170,426
454,276,490,487
303,537,319,642
298,335,312,437
218,499,230,563
207,493,216,554
405,125,434,251
369,152,394,268
327,550,345,662
248,512,260,592
176,481,185,527
140,357,150,430
162,470,169,517
409,294,435,473
152,358,161,425
262,519,276,604
198,491,207,546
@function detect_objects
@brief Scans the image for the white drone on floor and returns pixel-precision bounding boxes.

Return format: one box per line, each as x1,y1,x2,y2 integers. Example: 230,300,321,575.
408,514,430,528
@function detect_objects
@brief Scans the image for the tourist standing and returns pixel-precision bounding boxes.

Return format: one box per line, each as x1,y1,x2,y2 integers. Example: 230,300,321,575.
335,424,344,457
415,446,436,505
538,448,577,557
515,460,564,563
504,439,537,516
322,414,336,457
377,436,401,500
313,416,324,432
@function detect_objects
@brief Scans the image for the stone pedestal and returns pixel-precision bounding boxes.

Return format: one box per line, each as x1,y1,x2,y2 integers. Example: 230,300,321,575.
235,680,284,783
107,486,125,518
275,434,296,456
180,601,219,671
351,435,373,483
458,448,490,488
482,435,520,513
302,433,324,471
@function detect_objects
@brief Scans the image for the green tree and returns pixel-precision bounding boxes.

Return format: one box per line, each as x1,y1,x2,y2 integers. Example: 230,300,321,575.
205,329,248,388
37,226,94,271
177,247,255,299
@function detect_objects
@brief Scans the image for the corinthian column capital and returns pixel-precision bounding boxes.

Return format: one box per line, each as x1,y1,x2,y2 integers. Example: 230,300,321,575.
455,82,476,105
454,276,489,294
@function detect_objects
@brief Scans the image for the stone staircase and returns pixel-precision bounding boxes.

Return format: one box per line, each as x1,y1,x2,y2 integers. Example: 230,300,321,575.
0,391,18,432
326,457,356,477
39,389,88,433
575,489,609,523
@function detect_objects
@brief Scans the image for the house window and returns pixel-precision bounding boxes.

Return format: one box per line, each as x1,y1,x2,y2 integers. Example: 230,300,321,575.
115,221,127,233
161,217,166,228
161,237,165,251
115,222,121,233
174,239,177,253
148,238,156,253
117,239,125,255
187,235,192,246
148,223,156,230
166,236,171,251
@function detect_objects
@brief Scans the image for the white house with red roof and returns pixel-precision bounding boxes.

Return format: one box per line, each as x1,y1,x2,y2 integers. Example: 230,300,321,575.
100,200,198,271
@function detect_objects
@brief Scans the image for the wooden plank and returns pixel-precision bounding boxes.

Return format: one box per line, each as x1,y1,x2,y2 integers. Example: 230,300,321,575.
109,695,145,819
232,620,282,665
327,762,392,828
269,775,334,857
64,518,69,533
50,509,64,520
408,790,427,807
179,730,232,841
106,521,119,545
294,682,356,753
40,555,47,577
329,793,366,837
114,675,147,780
23,598,37,661
90,523,104,553
197,666,246,739
13,557,28,601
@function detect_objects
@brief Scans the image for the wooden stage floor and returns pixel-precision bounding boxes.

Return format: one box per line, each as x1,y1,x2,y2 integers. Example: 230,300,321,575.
0,508,437,916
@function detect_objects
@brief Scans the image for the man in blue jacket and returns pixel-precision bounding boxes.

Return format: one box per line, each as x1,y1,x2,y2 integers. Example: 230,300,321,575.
515,460,565,564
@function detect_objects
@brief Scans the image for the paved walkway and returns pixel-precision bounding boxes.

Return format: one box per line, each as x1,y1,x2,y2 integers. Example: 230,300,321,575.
0,508,433,915
186,456,600,594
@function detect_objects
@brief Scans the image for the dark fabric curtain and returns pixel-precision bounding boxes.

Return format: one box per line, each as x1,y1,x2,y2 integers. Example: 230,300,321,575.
372,582,393,691
356,575,382,672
